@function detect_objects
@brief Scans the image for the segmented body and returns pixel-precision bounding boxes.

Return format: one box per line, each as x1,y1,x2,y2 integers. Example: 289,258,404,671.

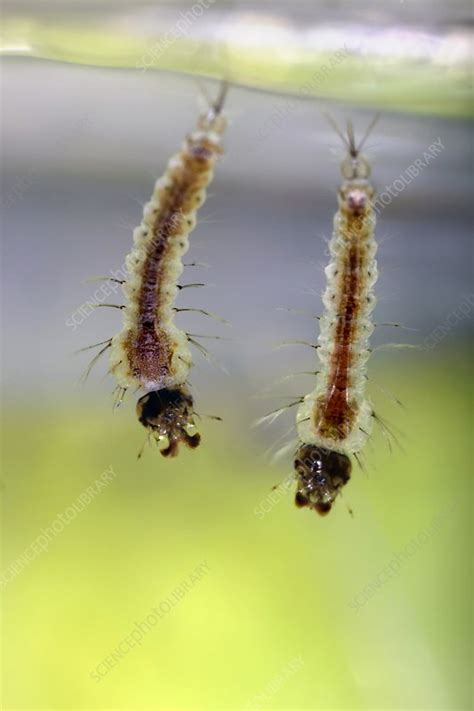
107,93,227,456
109,122,225,392
297,185,377,454
294,127,378,514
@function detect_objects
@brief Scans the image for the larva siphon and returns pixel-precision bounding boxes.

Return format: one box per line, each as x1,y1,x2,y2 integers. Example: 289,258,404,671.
293,117,380,515
94,83,228,457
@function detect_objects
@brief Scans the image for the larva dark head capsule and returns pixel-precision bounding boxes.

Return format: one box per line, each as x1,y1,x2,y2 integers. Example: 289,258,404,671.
136,387,201,457
294,444,351,515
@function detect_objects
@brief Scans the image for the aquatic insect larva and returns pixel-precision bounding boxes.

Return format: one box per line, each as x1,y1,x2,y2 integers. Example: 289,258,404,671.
98,83,228,456
294,118,379,514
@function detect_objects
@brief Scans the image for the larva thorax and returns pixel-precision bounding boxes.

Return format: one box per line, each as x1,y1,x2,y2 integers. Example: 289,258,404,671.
109,86,228,456
295,124,378,514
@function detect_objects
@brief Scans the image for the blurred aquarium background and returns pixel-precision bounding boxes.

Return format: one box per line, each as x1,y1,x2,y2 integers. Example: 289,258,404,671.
1,0,472,709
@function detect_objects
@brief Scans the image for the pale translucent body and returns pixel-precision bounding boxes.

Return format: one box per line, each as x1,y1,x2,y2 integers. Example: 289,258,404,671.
109,127,224,393
296,186,378,456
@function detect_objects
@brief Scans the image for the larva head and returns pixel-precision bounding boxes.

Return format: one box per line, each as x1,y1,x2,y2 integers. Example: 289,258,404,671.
136,387,200,457
294,444,351,515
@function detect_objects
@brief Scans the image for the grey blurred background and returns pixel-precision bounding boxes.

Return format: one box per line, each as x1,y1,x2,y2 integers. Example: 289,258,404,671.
1,60,472,413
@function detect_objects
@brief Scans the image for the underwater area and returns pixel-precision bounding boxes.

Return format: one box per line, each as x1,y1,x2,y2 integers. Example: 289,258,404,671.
1,1,473,709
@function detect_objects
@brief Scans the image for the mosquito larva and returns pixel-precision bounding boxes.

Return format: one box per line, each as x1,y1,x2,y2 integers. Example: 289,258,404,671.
294,117,380,515
107,82,229,457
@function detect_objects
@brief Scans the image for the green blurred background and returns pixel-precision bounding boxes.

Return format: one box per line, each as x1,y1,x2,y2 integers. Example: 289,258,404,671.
1,1,473,709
